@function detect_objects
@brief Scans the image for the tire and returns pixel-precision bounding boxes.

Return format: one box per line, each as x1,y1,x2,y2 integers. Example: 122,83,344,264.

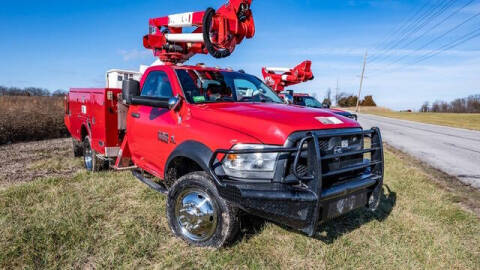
72,138,83,157
82,136,105,172
368,183,382,212
166,171,239,248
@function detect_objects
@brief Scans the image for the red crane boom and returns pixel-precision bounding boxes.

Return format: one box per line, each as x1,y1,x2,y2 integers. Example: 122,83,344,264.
143,0,255,64
262,60,314,93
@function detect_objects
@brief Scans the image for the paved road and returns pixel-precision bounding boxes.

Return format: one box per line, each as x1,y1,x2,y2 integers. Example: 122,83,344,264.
357,114,480,189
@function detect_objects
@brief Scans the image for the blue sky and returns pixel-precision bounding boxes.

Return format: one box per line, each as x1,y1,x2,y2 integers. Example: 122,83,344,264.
0,0,479,110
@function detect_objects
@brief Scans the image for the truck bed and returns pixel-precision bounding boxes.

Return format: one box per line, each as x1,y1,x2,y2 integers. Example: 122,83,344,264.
65,88,124,156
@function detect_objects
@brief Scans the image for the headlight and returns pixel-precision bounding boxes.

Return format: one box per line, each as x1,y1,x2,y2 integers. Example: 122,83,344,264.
222,144,279,179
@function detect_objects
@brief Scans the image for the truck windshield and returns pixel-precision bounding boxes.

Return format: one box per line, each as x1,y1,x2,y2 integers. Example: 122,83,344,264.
294,96,324,108
176,69,283,104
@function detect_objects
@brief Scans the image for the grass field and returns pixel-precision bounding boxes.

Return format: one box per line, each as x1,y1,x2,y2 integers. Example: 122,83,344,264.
0,140,479,269
345,106,480,131
0,96,68,145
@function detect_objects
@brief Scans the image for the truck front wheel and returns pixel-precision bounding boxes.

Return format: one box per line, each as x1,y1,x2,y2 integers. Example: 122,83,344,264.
166,172,239,248
82,136,105,172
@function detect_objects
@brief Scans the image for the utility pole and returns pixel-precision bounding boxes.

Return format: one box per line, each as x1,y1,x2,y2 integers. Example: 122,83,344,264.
335,79,339,106
355,50,367,113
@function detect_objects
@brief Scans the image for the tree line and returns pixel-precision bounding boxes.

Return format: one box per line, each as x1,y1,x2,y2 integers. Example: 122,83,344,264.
318,89,377,108
419,94,480,113
0,86,66,96
335,92,376,107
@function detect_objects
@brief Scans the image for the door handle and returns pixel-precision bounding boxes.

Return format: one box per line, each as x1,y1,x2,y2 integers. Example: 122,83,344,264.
131,112,140,118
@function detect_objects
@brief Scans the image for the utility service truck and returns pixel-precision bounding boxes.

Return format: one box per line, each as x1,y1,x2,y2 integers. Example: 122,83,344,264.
64,0,383,247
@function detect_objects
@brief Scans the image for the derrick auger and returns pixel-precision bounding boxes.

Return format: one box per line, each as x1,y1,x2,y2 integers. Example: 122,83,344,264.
143,0,255,64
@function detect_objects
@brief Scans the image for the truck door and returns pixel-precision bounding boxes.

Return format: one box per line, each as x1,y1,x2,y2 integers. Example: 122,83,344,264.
128,69,178,177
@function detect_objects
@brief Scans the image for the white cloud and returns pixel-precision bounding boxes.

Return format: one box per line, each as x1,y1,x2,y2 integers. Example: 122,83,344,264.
118,49,151,61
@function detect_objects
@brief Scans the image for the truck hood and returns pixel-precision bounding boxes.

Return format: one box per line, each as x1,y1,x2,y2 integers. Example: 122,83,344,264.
190,102,361,145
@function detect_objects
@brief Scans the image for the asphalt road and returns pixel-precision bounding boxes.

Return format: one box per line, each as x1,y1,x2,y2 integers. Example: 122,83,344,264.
357,113,480,189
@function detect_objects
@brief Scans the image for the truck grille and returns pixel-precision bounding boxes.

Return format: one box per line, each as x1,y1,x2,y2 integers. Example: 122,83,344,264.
287,129,382,190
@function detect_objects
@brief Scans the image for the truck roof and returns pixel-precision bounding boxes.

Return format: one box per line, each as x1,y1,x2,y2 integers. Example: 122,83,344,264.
149,64,236,73
69,88,121,93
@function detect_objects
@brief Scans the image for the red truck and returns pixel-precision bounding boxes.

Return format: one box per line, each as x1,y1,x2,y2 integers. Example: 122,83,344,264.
282,92,358,120
64,1,384,247
262,61,358,120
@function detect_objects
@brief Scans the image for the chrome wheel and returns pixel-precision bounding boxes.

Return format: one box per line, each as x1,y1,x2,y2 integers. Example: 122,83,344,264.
174,188,218,241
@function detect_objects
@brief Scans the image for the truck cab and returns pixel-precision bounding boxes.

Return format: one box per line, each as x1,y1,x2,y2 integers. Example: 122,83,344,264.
65,64,383,247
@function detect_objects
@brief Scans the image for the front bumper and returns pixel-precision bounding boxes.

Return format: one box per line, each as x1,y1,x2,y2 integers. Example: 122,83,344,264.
208,128,384,236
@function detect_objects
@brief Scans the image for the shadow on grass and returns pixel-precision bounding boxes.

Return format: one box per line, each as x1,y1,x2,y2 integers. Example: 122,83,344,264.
314,184,396,244
234,185,396,245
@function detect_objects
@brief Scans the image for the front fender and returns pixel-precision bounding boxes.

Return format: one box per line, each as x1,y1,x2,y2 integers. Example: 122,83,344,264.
164,140,223,179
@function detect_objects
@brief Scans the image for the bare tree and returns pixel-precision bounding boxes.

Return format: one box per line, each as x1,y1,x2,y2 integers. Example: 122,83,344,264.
420,101,430,112
420,94,480,113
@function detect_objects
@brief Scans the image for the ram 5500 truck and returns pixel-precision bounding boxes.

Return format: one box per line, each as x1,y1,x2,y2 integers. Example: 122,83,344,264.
64,0,383,247
65,64,384,247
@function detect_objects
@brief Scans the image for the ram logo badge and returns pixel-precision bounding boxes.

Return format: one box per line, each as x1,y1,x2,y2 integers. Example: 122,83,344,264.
158,131,169,143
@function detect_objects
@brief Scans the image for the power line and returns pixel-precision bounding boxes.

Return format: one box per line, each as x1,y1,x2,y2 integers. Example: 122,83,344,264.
375,9,480,70
369,27,480,76
409,28,480,65
376,0,476,65
370,0,456,63
369,0,445,62
371,0,457,63
369,1,431,50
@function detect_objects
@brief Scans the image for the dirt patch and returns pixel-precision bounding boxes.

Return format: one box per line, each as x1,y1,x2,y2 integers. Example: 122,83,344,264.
0,138,82,187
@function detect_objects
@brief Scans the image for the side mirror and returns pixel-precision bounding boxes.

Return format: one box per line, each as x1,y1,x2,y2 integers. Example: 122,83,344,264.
283,94,294,105
168,95,182,111
122,79,140,105
129,95,183,110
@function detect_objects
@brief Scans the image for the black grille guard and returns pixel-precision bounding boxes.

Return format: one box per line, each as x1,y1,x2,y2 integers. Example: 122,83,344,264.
207,127,384,235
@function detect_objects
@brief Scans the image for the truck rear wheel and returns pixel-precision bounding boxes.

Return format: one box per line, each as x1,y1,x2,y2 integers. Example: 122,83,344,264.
72,138,83,157
83,136,105,172
166,171,239,248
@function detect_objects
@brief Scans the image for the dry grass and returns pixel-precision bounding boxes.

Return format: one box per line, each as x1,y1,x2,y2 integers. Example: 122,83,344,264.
340,106,393,114
342,106,480,131
0,96,69,145
0,140,479,269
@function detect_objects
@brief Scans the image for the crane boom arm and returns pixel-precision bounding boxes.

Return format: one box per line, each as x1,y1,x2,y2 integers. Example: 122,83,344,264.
143,0,255,64
262,60,314,93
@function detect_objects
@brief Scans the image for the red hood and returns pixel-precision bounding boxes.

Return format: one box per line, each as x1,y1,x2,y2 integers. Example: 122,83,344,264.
190,103,360,145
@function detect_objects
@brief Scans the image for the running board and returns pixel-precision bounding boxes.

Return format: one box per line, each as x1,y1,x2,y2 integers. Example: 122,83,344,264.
132,170,168,194
112,165,138,171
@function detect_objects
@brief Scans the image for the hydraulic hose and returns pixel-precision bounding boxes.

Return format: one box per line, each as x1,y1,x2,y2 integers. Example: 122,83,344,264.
202,7,231,58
